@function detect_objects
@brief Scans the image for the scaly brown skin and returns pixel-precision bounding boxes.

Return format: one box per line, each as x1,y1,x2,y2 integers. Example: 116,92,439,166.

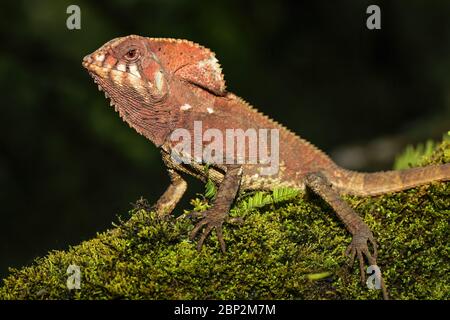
83,35,450,299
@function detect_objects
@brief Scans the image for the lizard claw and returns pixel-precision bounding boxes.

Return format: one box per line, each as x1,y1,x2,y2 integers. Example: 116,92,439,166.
345,230,388,299
345,230,377,284
189,210,228,252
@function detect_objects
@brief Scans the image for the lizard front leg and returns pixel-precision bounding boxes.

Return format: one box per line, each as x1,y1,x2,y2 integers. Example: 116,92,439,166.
304,172,389,299
154,168,187,216
153,151,187,216
190,164,243,252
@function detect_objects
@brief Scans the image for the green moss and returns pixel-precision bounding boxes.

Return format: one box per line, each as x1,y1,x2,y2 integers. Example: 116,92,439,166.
1,139,449,300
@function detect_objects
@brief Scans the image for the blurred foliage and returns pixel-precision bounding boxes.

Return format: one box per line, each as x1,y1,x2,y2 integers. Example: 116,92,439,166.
0,0,450,279
395,132,450,169
0,138,448,300
394,140,436,170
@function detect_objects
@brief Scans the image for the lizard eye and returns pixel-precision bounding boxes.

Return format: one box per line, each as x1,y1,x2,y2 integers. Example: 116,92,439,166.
124,48,139,61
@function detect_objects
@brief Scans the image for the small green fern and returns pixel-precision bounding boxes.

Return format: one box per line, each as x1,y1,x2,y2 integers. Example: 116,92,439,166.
203,165,217,199
272,186,300,202
204,179,217,199
239,187,300,211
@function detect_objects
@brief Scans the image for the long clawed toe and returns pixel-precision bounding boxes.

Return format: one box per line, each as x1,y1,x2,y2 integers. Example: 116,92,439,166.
188,210,228,253
345,232,388,299
345,234,377,283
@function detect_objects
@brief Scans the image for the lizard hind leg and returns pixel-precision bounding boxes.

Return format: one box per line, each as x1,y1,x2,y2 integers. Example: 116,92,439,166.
304,172,389,300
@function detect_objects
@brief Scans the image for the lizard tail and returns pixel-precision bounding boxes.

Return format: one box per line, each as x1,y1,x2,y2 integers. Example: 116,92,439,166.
330,163,450,196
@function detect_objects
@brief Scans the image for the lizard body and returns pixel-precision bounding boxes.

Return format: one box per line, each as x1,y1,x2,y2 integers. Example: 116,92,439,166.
83,35,450,299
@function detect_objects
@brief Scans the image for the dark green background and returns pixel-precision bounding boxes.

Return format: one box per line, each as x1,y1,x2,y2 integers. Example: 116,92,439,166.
1,0,449,278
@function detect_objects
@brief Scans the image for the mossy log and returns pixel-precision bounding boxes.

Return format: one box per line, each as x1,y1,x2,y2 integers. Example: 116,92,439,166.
1,140,449,300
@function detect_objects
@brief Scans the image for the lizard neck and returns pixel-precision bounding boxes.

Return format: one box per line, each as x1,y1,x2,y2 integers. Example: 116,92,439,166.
115,93,180,147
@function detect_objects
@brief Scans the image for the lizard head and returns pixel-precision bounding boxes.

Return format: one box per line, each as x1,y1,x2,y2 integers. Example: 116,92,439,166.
83,35,227,145
82,35,168,108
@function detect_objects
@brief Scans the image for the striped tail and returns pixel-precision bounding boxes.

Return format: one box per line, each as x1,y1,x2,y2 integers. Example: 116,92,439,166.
330,163,450,196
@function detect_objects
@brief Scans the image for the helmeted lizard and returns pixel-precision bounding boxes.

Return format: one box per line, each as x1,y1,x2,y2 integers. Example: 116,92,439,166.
82,35,450,299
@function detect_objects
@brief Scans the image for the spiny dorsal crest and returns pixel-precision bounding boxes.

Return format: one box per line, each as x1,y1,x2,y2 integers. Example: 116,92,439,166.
231,94,336,165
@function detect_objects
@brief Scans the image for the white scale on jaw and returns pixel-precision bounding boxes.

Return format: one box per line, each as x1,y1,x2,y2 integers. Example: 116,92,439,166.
95,53,105,63
116,63,126,72
154,70,164,92
128,64,141,78
112,62,149,98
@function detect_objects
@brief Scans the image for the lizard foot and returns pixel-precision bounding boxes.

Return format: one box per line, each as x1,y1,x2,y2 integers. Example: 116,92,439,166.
345,229,389,299
188,210,242,252
345,229,378,283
